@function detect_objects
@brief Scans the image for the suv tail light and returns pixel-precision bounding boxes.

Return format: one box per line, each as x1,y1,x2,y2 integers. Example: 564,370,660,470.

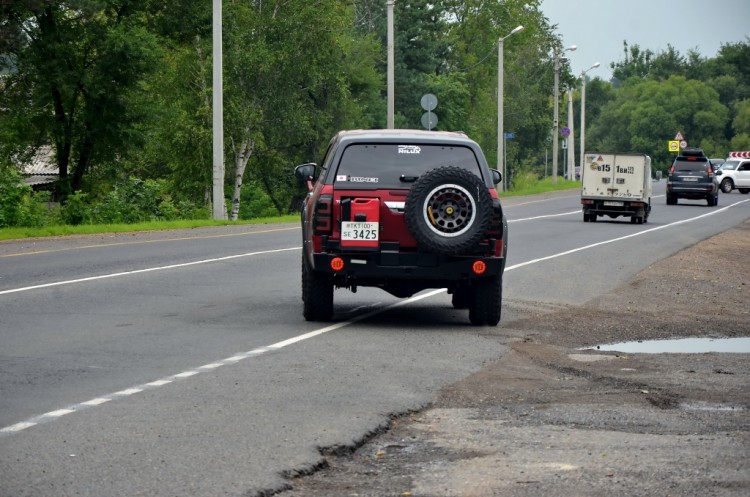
313,194,333,235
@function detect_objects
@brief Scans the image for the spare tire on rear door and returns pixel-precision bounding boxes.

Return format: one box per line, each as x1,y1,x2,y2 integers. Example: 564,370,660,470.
404,166,492,255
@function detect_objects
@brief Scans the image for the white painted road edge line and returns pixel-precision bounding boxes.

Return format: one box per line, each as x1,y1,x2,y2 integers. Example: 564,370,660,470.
2,198,749,436
0,247,301,296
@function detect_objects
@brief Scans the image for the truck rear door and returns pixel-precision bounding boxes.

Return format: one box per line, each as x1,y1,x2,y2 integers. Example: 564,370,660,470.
582,153,645,199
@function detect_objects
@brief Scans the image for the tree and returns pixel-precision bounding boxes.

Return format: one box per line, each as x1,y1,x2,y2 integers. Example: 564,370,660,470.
221,1,381,219
587,76,729,169
0,1,161,201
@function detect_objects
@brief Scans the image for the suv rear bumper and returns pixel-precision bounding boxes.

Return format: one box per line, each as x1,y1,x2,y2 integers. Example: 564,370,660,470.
667,184,716,198
312,250,504,282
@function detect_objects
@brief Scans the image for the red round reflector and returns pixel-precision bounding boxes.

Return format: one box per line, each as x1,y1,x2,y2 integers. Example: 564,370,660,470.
472,261,487,275
330,257,345,271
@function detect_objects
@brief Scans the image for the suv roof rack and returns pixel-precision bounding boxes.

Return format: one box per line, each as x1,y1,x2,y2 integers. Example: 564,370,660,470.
679,147,705,158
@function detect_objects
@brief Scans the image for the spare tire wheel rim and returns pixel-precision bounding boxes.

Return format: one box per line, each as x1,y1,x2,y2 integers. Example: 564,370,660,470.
421,183,477,237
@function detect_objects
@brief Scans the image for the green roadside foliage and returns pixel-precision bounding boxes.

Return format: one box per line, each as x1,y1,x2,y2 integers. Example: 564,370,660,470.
0,215,299,242
0,175,580,241
501,172,581,197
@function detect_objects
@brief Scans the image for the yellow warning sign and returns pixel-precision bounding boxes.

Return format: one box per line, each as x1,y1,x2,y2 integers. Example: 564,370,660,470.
668,140,680,153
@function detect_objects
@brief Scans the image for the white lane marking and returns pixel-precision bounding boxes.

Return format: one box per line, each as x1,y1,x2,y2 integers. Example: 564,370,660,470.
0,289,444,437
2,199,748,436
506,198,750,270
508,210,579,222
0,247,300,296
0,226,299,258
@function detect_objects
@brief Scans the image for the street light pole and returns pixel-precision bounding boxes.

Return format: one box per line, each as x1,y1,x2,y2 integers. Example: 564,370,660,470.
579,62,600,177
552,45,576,185
497,25,524,194
567,87,575,180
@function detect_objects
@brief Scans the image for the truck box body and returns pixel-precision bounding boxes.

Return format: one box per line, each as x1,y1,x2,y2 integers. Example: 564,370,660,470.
581,152,652,224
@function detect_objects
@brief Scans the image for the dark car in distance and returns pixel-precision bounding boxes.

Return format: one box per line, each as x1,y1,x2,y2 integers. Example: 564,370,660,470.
666,148,719,206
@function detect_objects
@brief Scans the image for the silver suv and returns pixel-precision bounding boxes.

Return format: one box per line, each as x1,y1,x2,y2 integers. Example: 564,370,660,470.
716,157,750,194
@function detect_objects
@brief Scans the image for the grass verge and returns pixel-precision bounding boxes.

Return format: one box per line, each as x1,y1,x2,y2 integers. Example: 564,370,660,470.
0,215,299,241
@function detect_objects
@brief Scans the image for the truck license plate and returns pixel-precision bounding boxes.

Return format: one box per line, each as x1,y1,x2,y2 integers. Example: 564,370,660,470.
341,222,379,241
603,201,623,206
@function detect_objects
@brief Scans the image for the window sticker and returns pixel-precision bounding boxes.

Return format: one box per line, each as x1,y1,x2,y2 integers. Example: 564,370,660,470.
348,176,379,183
398,145,421,154
336,174,348,182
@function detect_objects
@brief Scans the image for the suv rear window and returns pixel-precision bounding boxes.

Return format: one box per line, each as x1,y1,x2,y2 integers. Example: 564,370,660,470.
334,143,483,189
673,157,709,172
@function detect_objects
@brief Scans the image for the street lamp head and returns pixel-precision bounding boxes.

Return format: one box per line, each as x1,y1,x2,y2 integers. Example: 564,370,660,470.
581,62,601,78
566,45,577,52
501,25,524,41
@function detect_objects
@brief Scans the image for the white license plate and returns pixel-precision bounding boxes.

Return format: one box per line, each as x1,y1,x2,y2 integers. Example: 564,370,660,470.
341,222,379,241
682,177,698,182
603,201,624,206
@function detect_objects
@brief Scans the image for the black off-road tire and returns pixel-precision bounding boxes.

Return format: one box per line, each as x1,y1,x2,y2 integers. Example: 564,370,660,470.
404,166,493,255
468,273,502,326
451,288,471,309
720,179,734,194
301,253,334,321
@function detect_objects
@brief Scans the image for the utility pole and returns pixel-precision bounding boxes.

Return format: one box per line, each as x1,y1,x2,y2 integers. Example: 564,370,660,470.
387,0,395,129
497,25,524,194
212,0,226,219
552,45,576,185
567,87,575,180
579,62,600,176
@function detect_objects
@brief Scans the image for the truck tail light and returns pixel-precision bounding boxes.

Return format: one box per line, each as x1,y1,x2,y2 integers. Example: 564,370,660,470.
313,194,333,235
581,199,594,205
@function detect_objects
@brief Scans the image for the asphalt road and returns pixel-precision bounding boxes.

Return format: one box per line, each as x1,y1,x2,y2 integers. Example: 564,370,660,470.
1,181,749,496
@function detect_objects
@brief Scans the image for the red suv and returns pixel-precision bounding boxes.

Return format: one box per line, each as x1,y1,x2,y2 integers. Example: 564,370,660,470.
294,129,508,326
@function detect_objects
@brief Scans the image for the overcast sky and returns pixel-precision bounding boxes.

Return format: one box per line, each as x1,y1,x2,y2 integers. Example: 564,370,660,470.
539,0,750,80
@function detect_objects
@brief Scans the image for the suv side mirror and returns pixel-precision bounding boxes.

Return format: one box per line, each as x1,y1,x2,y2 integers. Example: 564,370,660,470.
490,169,502,186
294,163,318,192
294,163,317,181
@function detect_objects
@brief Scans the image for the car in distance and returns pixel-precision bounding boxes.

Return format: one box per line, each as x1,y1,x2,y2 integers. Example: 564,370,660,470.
294,129,508,326
715,153,750,194
666,148,719,206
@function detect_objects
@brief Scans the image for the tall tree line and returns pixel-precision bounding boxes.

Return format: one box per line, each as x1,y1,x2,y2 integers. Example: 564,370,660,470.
2,1,749,222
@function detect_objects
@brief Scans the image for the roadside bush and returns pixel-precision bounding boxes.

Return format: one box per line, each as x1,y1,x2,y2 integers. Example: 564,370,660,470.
0,165,59,228
238,180,280,219
0,166,29,227
60,178,208,225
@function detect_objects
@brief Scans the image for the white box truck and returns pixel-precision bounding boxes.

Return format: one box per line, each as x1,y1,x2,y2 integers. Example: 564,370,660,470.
581,153,652,224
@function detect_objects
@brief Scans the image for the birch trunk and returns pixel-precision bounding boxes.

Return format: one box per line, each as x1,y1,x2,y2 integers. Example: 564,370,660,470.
230,136,254,221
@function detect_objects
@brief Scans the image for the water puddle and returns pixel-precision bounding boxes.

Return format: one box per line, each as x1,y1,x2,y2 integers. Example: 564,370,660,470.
583,337,750,354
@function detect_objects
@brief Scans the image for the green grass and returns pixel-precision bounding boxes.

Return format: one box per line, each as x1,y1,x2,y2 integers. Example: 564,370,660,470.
0,215,299,241
500,173,581,197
